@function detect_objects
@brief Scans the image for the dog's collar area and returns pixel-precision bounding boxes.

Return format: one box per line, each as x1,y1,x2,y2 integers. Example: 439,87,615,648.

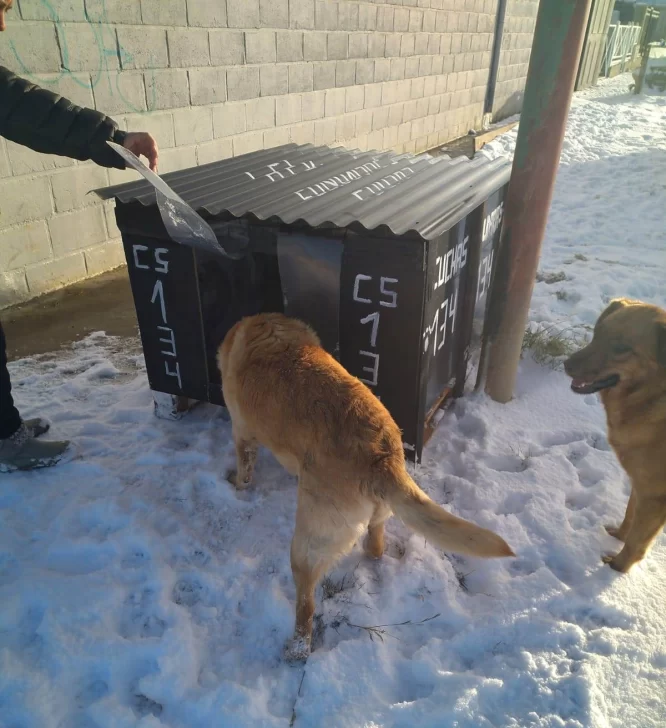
570,374,620,395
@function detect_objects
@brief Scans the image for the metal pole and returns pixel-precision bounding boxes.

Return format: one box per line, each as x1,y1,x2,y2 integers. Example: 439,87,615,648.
484,0,594,403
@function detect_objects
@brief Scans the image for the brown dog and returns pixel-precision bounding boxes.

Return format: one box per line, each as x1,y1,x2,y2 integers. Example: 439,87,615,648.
564,298,666,572
218,313,514,660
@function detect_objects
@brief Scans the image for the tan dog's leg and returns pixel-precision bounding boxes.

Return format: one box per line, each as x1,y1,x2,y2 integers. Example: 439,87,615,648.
605,488,636,541
286,486,366,662
228,429,257,489
364,503,391,559
603,495,666,572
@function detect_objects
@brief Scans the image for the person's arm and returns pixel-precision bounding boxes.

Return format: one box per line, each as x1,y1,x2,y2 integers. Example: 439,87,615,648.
0,65,157,170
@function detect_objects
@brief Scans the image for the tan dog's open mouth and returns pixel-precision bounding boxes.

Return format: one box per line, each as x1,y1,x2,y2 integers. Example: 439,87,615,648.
570,374,619,395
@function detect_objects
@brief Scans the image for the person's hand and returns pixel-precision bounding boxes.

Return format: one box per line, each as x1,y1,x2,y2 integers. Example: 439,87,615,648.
123,132,159,172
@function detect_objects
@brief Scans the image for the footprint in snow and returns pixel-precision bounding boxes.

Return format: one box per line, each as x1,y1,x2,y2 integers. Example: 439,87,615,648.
119,588,167,639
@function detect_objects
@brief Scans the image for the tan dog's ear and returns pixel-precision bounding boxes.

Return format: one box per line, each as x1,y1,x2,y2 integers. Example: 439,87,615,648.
596,298,629,327
657,322,666,368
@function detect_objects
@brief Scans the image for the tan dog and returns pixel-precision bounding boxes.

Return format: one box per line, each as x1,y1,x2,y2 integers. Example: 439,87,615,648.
218,313,514,660
564,298,666,572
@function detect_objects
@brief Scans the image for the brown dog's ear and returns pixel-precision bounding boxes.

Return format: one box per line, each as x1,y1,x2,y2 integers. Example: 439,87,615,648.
657,322,666,368
596,298,629,328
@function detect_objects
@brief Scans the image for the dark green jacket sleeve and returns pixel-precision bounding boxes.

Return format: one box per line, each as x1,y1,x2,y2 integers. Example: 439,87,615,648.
0,65,127,169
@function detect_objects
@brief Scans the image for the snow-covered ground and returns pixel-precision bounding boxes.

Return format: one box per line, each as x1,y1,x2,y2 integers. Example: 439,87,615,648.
1,74,665,728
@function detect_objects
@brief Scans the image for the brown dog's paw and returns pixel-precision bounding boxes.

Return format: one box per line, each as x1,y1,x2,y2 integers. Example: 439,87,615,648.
601,553,630,573
604,525,626,541
284,636,310,664
226,470,250,490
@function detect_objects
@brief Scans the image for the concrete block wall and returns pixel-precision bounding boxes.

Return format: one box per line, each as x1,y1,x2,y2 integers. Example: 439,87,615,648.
0,0,538,309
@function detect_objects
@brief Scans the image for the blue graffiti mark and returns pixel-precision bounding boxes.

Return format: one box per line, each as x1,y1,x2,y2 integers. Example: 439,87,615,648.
9,0,156,113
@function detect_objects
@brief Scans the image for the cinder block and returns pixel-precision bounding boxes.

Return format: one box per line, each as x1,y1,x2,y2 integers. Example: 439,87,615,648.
276,95,302,126
261,0,289,28
263,126,291,148
359,5,377,31
396,80,411,103
304,32,327,61
367,128,383,150
103,202,120,239
6,140,74,177
349,33,368,59
336,114,356,141
376,6,395,32
419,56,433,77
290,0,315,29
232,131,265,157
389,58,406,81
246,31,277,65
328,33,348,61
394,8,409,32
313,62,336,91
374,58,391,83
227,67,261,101
414,33,429,56
401,35,416,57
409,10,423,33
227,0,260,28
368,34,385,58
145,69,190,111
57,23,120,74
0,23,60,73
51,165,109,214
26,252,87,298
355,109,373,136
289,64,314,93
48,206,107,256
373,106,389,132
189,68,228,106
196,138,233,167
260,66,289,97
210,31,245,66
337,3,358,31
324,87,345,117
245,98,276,131
345,86,364,113
168,29,210,68
289,121,315,145
451,34,463,54
0,176,53,227
108,166,141,186
301,90,325,121
85,239,126,277
173,107,213,146
0,140,10,179
423,10,436,32
314,117,336,145
315,1,337,31
118,26,168,69
140,0,187,25
356,59,374,85
186,0,227,26
0,270,30,309
364,84,382,109
335,60,356,87
384,34,401,58
92,71,146,114
0,221,52,271
423,75,436,97
86,0,141,24
411,77,425,99
384,125,398,150
157,145,198,174
431,56,444,75
213,102,247,137
21,0,85,20
277,31,304,62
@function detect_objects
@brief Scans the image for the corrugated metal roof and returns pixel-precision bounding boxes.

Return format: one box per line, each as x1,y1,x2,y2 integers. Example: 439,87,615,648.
95,143,511,240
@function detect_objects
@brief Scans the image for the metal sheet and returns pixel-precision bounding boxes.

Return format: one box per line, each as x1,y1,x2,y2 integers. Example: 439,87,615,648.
277,233,344,357
96,143,511,242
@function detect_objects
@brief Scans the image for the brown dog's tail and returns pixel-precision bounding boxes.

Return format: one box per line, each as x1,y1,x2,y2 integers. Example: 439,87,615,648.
386,472,515,558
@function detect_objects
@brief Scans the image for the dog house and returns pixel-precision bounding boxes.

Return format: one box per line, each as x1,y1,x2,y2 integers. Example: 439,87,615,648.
96,143,510,463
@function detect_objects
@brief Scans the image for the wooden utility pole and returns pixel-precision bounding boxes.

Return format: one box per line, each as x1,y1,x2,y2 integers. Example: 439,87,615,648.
484,0,594,403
